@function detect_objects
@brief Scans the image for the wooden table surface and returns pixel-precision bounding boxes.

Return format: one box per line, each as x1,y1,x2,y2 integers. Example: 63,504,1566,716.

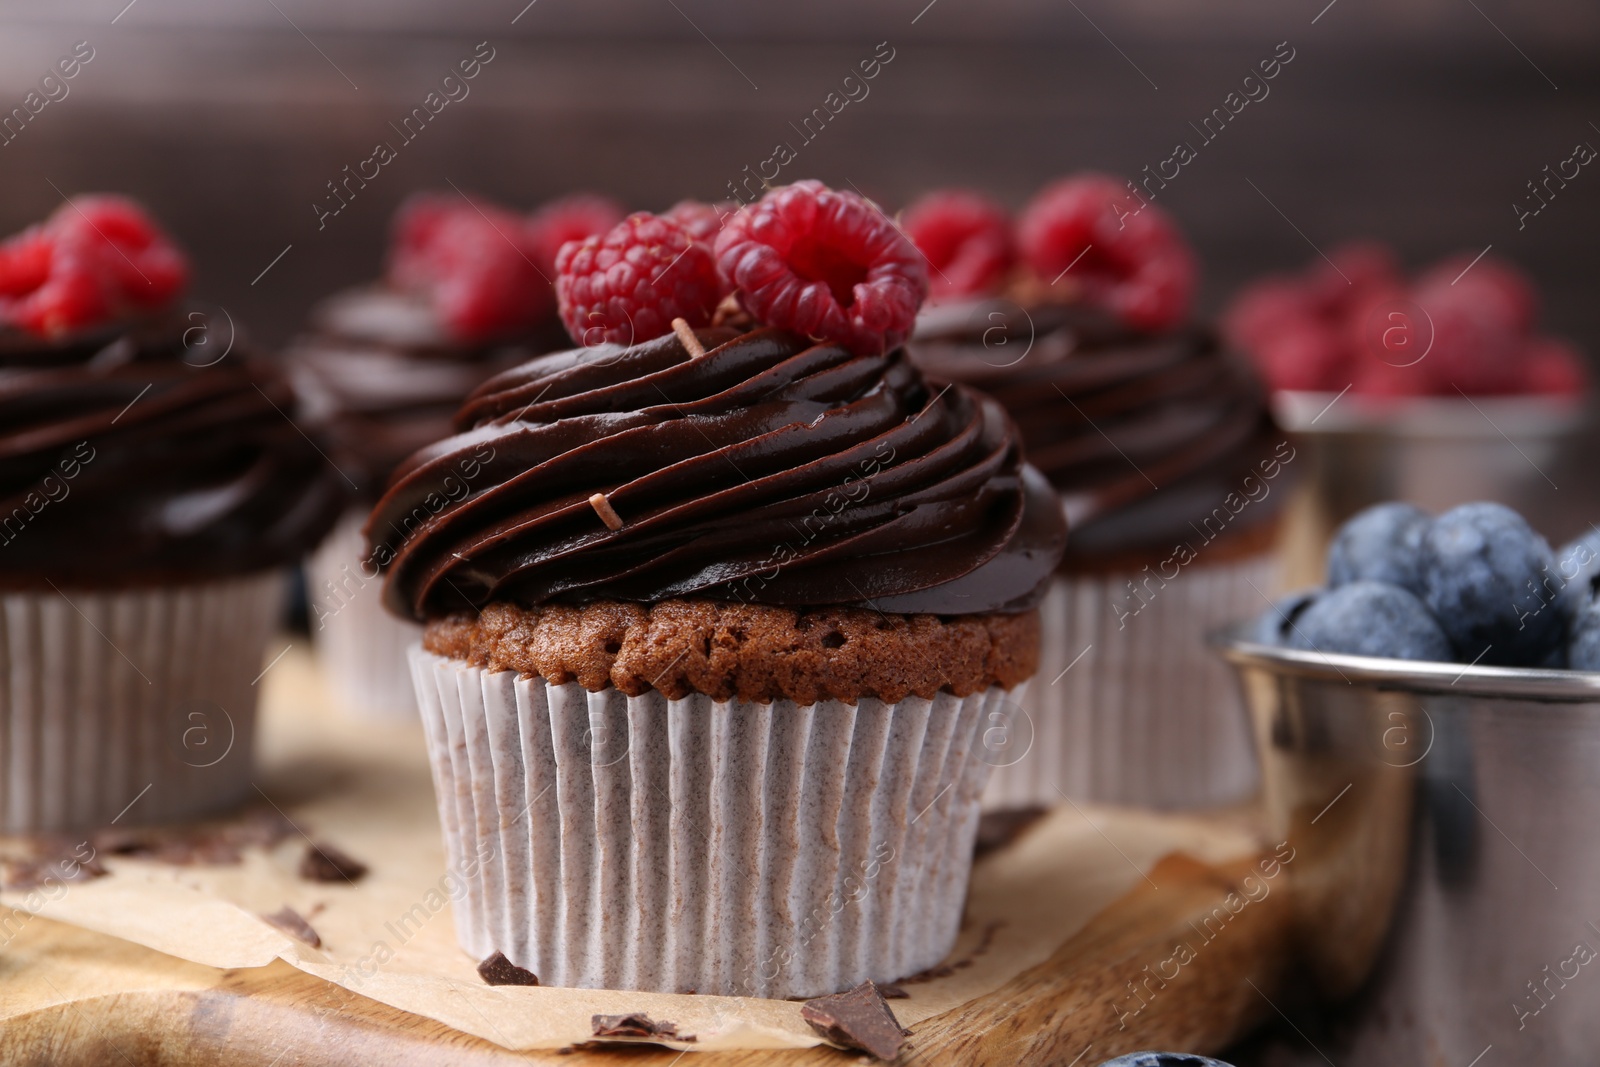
1,845,1294,1066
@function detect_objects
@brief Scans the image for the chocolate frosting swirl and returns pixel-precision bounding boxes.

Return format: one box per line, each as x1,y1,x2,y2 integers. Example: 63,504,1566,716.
285,288,564,497
910,298,1282,564
0,310,345,587
370,326,1066,621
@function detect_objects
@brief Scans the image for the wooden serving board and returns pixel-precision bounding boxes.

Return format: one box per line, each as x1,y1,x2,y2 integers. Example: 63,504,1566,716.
0,648,1297,1066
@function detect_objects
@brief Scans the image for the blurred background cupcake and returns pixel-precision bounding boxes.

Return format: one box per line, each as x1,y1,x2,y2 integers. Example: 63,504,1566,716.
907,174,1288,809
1224,243,1593,587
375,184,1067,997
0,195,342,832
287,190,622,718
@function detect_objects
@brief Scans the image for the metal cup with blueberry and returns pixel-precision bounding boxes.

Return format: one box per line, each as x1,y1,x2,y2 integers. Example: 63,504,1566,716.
1254,500,1593,668
1212,502,1600,1063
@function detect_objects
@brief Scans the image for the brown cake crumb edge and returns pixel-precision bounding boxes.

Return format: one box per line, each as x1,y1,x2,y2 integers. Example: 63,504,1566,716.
422,599,1039,706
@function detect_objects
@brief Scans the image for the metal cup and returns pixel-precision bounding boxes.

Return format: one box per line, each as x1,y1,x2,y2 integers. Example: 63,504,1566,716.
1271,391,1593,586
1213,622,1600,1066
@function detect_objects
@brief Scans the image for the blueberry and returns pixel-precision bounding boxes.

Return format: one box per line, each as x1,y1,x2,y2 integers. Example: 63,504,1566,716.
1250,588,1322,646
1555,526,1600,618
1558,527,1600,587
1418,503,1562,666
1287,580,1452,662
1094,1054,1236,1067
1327,502,1430,596
1570,585,1600,671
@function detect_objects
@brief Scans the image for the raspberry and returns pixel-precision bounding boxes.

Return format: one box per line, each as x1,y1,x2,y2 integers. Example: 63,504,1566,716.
1222,277,1323,354
1411,278,1524,394
1416,253,1537,335
664,199,736,243
1254,321,1348,393
526,193,626,278
0,196,187,337
556,212,725,347
387,193,550,343
901,189,1014,302
50,195,188,309
0,225,53,298
1524,338,1588,396
713,180,928,356
389,193,461,291
1016,174,1195,332
1309,240,1401,316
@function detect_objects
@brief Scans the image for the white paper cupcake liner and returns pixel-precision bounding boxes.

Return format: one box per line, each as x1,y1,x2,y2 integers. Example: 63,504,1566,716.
410,645,1014,999
307,509,421,720
985,552,1276,810
0,571,284,833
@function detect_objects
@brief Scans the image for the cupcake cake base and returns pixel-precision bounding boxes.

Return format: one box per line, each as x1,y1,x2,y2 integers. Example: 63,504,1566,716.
0,571,283,833
408,600,1037,998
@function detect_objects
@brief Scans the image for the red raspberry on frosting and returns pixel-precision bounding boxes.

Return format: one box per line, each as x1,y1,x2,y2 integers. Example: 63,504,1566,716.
526,193,626,279
664,199,737,243
555,211,724,347
1016,174,1195,332
901,189,1014,303
388,193,550,343
713,180,928,356
0,196,188,337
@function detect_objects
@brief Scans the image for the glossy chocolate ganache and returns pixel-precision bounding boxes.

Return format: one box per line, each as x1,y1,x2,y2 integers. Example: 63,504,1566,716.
910,298,1285,569
0,310,345,587
285,288,566,497
369,325,1067,621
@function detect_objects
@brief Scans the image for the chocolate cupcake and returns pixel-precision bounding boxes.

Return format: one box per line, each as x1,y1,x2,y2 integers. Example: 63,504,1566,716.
371,184,1066,996
289,191,619,718
0,196,342,831
906,176,1288,808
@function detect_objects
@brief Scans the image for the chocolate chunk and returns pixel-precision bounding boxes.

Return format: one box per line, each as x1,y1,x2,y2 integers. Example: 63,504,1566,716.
3,852,107,892
477,951,540,986
591,1013,692,1041
876,983,910,999
801,981,906,1061
973,805,1049,859
299,843,368,883
87,805,295,867
260,905,321,948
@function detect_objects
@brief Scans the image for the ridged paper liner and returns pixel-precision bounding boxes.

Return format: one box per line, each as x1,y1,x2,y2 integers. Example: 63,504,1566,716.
985,553,1275,810
307,509,421,720
410,646,1014,999
0,572,283,833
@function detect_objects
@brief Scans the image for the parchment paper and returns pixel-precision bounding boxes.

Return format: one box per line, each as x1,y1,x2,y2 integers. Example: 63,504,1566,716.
0,646,1260,1051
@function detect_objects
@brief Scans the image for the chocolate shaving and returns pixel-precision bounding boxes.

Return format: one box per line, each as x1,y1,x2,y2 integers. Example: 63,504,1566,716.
801,981,906,1061
299,842,368,883
3,852,107,892
876,983,910,999
477,951,540,986
672,317,707,359
89,804,295,866
588,492,625,532
973,805,1049,859
260,905,321,948
591,1013,693,1042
